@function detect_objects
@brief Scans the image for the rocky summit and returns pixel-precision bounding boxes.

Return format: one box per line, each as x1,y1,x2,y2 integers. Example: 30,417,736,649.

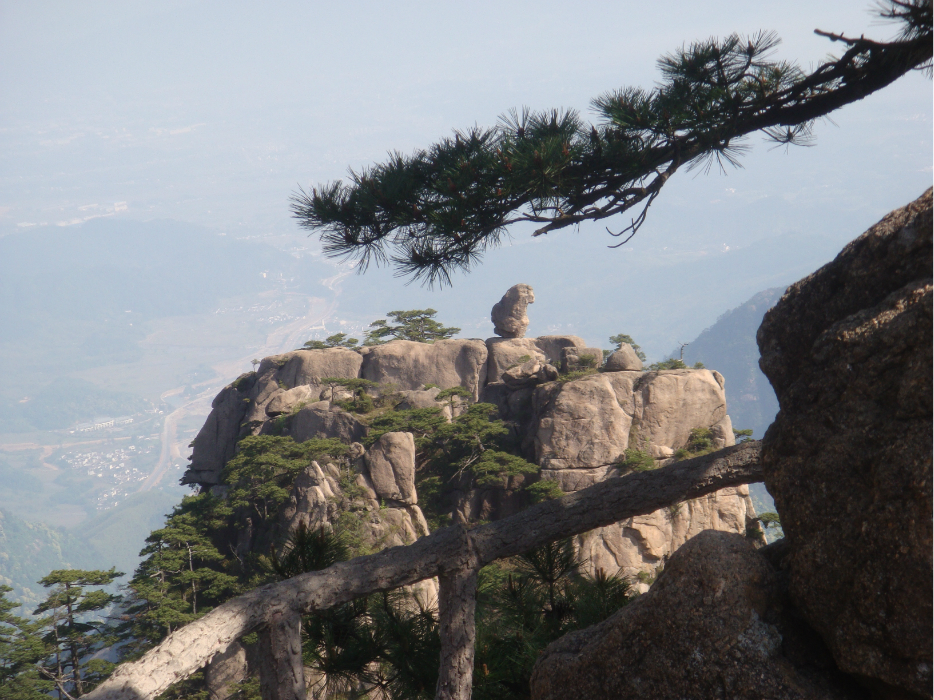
183,286,759,587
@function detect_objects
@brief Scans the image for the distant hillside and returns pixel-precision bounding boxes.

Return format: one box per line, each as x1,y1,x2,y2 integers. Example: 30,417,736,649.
0,218,334,432
679,287,784,440
0,509,96,613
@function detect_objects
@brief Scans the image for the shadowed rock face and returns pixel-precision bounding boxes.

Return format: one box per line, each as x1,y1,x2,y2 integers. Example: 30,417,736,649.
758,188,932,698
531,531,866,700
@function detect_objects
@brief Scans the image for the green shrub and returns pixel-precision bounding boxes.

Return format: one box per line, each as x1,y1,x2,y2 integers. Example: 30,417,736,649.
526,480,565,503
617,448,655,472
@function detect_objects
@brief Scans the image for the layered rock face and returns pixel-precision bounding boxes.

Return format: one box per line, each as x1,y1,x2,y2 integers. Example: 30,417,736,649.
531,532,865,700
757,189,932,698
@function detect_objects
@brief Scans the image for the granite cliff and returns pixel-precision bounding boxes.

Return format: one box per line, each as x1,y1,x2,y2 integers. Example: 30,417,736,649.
182,285,760,586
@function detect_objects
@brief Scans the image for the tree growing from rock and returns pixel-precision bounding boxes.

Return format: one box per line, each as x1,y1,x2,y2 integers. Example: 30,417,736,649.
292,2,931,286
364,309,460,344
302,332,360,350
609,334,646,362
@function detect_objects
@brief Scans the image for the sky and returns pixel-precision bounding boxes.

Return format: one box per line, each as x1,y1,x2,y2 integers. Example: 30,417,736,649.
1,0,931,358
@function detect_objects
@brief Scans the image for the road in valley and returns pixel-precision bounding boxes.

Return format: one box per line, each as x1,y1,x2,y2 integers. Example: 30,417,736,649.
139,285,349,492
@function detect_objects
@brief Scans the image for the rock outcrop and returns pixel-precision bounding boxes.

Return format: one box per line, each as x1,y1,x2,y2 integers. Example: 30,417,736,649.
360,339,488,398
183,373,256,486
491,283,534,338
604,344,643,371
364,432,417,505
757,188,932,698
185,284,755,593
531,531,865,700
531,369,729,468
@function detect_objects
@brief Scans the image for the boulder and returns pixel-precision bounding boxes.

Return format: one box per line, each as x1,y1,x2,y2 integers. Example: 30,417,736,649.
757,188,932,697
574,485,756,579
360,339,488,398
501,358,559,389
533,335,588,366
290,403,367,445
559,346,604,373
265,385,317,416
274,347,363,388
242,370,284,428
364,432,417,505
182,373,257,486
531,531,864,700
485,337,548,383
604,344,643,371
491,283,534,338
279,460,341,535
531,369,728,468
395,386,442,410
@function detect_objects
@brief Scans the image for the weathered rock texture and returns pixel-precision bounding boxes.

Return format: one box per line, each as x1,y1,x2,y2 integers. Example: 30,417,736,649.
531,531,866,700
364,432,417,505
360,339,488,398
527,368,753,578
183,373,256,485
757,188,933,698
491,283,534,338
531,369,728,468
184,305,754,606
604,344,643,371
575,485,755,581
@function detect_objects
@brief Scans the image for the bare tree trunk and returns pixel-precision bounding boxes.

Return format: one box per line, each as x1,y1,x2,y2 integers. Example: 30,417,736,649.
85,441,761,700
435,568,478,700
257,612,305,700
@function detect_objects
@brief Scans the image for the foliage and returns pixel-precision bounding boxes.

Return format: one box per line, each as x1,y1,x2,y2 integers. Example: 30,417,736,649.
524,480,565,504
733,428,754,443
363,309,460,344
647,358,687,370
617,448,656,473
365,407,449,449
292,7,931,285
263,522,350,581
674,427,716,461
609,334,646,362
33,568,123,698
557,368,598,382
0,585,52,700
302,332,360,350
434,385,473,413
472,540,632,699
119,494,239,657
222,435,347,523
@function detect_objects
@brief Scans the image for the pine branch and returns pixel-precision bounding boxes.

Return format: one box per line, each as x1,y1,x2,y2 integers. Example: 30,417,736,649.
292,8,931,286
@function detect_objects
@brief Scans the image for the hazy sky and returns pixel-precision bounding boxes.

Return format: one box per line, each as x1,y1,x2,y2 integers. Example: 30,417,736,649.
1,0,931,355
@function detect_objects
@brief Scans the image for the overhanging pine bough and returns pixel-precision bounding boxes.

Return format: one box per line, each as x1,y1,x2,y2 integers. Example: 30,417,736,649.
291,2,932,286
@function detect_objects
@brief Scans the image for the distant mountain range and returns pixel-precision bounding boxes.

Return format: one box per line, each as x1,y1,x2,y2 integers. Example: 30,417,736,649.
679,287,784,440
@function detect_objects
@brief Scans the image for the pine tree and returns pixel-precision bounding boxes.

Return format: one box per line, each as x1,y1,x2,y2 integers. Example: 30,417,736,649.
291,2,931,286
0,585,52,700
33,569,123,698
363,309,460,344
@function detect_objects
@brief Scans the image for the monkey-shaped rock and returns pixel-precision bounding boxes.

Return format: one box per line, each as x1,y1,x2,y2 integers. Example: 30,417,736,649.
491,283,535,338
